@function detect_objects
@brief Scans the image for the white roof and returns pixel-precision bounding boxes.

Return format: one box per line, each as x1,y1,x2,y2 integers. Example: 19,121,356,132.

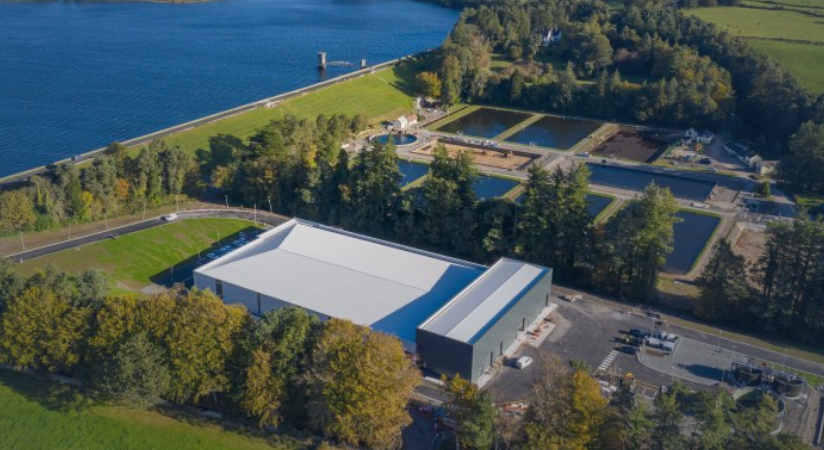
195,219,484,342
419,259,549,344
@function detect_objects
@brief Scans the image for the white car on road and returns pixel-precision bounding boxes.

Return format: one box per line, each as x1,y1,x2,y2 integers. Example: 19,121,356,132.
162,213,178,221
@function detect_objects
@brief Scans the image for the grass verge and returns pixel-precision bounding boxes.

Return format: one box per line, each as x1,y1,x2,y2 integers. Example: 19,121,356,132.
0,370,304,450
16,218,261,292
149,67,417,156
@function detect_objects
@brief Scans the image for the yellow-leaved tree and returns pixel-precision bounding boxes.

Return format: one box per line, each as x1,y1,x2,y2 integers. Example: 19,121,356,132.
523,356,608,450
0,286,92,373
305,318,419,450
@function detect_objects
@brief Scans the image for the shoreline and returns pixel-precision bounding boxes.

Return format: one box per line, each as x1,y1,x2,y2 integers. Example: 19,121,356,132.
0,52,425,187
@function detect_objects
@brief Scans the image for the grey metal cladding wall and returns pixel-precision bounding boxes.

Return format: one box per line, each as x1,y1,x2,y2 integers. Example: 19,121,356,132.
469,271,553,382
416,328,474,380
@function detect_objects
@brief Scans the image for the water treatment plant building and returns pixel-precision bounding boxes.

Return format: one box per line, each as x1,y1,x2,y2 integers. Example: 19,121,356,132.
193,219,553,383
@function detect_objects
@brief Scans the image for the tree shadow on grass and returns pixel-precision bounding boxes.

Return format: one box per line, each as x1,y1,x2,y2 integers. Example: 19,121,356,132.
149,226,262,289
0,369,98,413
389,60,428,97
150,402,309,449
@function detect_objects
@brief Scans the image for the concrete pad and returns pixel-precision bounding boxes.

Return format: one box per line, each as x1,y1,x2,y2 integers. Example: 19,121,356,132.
638,337,749,386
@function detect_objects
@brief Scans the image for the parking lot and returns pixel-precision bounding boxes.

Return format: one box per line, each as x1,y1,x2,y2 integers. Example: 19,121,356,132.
638,337,750,386
484,292,824,405
484,297,697,403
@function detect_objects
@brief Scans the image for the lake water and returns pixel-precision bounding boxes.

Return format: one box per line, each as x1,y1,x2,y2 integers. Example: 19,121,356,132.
0,0,458,177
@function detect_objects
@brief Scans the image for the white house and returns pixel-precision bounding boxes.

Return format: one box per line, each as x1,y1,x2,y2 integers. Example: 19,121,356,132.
685,128,714,144
393,114,418,130
724,141,762,168
393,116,408,130
535,28,562,47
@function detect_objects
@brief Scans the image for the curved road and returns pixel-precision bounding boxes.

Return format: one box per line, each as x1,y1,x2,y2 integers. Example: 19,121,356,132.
8,209,288,263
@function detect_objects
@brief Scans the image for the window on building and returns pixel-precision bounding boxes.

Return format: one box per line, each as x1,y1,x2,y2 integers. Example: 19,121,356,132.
215,280,223,299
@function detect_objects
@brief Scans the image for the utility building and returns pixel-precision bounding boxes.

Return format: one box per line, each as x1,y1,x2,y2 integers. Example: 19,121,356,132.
417,259,552,383
194,219,553,383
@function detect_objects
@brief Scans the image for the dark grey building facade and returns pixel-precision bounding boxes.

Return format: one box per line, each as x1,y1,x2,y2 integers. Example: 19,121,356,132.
416,260,553,383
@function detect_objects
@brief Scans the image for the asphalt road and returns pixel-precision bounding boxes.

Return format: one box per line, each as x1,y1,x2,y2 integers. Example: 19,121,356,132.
8,209,288,263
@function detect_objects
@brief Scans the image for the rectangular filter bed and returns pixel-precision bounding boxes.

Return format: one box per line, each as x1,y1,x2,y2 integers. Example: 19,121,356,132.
505,115,601,150
437,108,532,139
587,163,716,201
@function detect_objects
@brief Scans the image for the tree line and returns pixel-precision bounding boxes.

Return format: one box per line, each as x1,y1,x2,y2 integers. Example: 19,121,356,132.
441,356,808,450
0,112,369,236
0,260,417,450
0,140,196,234
697,217,824,344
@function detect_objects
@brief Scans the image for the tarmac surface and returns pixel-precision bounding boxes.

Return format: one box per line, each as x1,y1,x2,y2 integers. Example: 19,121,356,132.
484,293,824,403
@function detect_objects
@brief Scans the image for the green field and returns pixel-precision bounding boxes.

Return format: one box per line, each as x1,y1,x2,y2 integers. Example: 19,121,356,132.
158,67,416,156
747,38,824,93
687,7,824,43
0,370,302,450
687,6,824,93
17,218,259,292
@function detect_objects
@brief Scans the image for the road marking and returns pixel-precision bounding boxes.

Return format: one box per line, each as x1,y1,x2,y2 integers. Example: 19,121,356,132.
599,350,618,371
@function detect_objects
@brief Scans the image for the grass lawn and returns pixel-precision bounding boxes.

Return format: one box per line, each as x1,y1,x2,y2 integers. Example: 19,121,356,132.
747,39,824,93
157,67,416,156
744,0,824,11
17,218,260,292
687,6,824,93
687,7,824,43
0,370,303,450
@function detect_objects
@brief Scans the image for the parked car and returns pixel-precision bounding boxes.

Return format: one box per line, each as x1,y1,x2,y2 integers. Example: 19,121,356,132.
515,356,533,369
560,294,583,302
617,345,637,356
577,152,590,157
628,329,647,339
162,213,178,221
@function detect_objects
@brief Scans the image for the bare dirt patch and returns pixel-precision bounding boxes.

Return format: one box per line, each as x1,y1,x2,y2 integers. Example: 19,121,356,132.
414,141,535,170
732,227,768,284
591,129,668,163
